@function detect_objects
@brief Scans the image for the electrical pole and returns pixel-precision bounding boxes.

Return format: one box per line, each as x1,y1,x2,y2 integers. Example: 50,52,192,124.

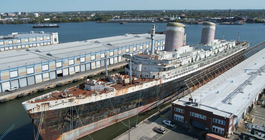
128,120,130,140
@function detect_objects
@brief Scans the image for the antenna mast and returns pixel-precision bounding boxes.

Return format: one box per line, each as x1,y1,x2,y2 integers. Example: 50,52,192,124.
151,24,155,55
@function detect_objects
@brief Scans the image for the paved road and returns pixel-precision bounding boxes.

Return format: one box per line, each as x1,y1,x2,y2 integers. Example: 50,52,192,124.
115,107,205,140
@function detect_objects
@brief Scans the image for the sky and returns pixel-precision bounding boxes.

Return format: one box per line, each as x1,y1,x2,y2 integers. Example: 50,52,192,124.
1,0,265,13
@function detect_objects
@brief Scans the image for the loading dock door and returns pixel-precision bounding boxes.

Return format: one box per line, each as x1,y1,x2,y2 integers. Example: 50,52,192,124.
191,119,206,130
69,67,75,75
63,68,69,76
86,63,90,70
109,58,113,64
11,80,19,88
50,71,56,79
20,78,27,87
28,76,35,85
2,82,10,91
101,60,104,67
81,65,85,72
35,74,42,83
75,66,80,73
114,57,117,63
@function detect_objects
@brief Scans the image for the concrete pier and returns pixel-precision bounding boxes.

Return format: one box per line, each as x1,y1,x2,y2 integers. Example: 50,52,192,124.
0,62,126,103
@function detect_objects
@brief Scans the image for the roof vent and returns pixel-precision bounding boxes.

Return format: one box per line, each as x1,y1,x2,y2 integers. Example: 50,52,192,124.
94,40,100,43
35,49,41,52
40,31,44,34
30,31,34,34
107,43,112,46
47,52,52,56
26,49,30,51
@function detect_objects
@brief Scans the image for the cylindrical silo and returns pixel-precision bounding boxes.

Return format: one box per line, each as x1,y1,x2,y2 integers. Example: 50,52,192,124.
201,22,216,44
164,22,185,51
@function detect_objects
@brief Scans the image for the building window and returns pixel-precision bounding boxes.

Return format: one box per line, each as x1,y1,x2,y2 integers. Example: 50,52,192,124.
174,114,184,122
190,111,206,120
212,125,224,134
174,107,184,114
213,118,225,125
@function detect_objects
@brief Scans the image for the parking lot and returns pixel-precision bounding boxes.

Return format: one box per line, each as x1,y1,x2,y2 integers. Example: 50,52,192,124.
115,107,204,140
235,94,265,139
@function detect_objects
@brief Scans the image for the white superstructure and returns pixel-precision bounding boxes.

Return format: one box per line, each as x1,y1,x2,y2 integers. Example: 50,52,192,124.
124,22,240,82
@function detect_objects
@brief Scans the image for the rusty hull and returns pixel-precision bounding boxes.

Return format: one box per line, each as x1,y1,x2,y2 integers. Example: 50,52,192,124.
29,52,246,140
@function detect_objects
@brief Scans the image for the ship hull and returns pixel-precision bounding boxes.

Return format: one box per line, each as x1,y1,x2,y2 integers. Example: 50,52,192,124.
28,48,248,140
29,75,190,140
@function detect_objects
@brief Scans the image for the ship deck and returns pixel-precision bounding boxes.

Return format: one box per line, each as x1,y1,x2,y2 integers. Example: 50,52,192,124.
33,75,155,103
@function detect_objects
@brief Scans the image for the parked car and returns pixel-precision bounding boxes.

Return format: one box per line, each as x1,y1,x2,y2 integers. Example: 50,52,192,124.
153,127,165,134
5,87,18,92
163,120,176,128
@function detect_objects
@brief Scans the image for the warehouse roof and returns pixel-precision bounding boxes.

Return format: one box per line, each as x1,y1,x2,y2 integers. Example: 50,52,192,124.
0,31,54,40
0,33,165,70
173,46,265,118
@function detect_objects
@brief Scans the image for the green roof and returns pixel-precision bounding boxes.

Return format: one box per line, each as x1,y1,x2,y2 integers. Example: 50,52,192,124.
203,22,216,26
167,22,185,27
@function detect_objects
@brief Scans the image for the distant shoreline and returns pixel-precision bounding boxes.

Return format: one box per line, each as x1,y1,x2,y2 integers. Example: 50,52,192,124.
0,20,96,25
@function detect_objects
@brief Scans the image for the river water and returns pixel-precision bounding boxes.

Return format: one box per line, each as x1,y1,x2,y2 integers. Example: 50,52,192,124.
0,22,265,140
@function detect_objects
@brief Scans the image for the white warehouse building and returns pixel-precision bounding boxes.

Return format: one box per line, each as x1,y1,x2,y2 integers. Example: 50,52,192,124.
0,31,59,52
0,33,165,92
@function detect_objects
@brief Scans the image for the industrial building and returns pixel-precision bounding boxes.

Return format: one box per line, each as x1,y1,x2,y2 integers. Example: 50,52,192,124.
0,31,59,52
0,33,165,92
171,42,265,137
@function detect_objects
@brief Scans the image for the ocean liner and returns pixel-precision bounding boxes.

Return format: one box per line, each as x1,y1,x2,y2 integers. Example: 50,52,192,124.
22,22,250,140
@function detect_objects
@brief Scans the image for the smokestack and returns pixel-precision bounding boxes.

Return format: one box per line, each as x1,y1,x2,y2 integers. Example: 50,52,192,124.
164,22,185,51
151,24,155,55
201,22,216,44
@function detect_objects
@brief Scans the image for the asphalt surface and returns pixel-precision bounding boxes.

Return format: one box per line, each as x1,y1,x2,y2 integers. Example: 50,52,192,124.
115,107,205,140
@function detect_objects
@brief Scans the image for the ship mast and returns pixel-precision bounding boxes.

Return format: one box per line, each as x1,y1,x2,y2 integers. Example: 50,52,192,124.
151,24,155,55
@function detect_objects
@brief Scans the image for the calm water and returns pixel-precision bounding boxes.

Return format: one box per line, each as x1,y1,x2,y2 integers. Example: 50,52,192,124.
0,22,265,140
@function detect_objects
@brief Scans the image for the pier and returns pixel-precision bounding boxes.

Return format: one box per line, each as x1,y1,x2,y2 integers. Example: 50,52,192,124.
114,41,265,140
0,62,126,103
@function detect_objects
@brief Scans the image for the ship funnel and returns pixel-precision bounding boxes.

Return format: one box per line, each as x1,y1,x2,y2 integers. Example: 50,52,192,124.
151,24,155,55
201,22,216,44
164,22,185,51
